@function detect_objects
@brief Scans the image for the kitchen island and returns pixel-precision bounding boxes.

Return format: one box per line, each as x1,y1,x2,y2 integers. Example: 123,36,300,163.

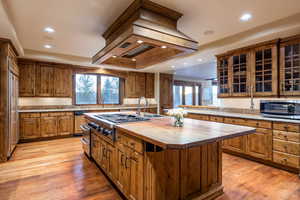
84,113,256,200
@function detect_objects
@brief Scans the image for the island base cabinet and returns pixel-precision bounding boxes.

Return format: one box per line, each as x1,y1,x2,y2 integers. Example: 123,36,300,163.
222,136,246,153
144,142,223,200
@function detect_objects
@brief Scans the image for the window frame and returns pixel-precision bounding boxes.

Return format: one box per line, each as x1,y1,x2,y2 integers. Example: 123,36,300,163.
173,80,201,107
73,73,122,106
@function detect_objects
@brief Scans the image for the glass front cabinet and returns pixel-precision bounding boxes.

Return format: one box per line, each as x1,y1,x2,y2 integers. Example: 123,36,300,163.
217,56,231,97
280,35,300,96
216,39,282,98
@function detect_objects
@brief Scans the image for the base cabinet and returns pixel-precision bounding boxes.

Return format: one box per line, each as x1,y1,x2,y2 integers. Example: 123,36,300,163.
223,136,246,153
20,112,74,140
20,114,41,139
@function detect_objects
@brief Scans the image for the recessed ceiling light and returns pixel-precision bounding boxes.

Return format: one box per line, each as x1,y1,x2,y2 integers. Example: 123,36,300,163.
137,40,143,44
44,27,55,33
44,44,52,49
132,58,136,61
171,65,175,68
203,30,214,36
161,45,167,49
112,55,117,58
197,58,203,62
240,13,252,21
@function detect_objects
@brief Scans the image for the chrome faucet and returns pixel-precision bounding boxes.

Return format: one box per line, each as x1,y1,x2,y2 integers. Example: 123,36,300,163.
137,96,149,116
250,85,254,110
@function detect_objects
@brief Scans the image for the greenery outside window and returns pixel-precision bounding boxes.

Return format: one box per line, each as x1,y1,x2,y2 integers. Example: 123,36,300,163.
75,74,121,105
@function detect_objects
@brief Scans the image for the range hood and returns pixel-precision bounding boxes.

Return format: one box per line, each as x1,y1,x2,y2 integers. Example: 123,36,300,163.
92,0,198,69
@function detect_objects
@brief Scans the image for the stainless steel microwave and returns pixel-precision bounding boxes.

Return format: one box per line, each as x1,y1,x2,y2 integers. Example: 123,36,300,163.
260,100,300,120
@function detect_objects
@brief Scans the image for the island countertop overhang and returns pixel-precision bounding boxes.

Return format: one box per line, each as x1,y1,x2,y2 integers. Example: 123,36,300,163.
84,113,256,149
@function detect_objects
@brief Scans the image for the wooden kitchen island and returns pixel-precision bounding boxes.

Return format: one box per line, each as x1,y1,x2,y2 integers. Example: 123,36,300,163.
85,113,256,200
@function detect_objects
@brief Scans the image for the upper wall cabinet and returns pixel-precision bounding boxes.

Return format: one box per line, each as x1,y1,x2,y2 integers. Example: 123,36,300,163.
251,42,278,96
280,35,300,96
18,59,73,97
35,63,54,97
217,56,231,97
231,52,250,97
19,61,36,97
53,67,72,97
125,72,154,98
216,39,280,98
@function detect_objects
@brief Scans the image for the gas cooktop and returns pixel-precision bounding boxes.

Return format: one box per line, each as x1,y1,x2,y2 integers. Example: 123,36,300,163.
95,114,150,124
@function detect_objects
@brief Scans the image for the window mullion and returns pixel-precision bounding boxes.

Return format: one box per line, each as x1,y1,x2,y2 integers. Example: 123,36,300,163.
97,75,102,104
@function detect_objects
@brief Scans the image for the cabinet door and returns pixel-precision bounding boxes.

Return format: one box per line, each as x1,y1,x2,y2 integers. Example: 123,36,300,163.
9,73,19,153
217,57,231,97
36,64,54,96
125,72,136,98
145,73,155,98
57,114,74,136
135,73,146,97
91,133,99,162
280,40,300,96
246,128,272,160
252,45,278,96
19,62,36,96
231,53,250,96
223,136,246,153
129,151,144,200
106,143,117,179
74,115,86,133
53,67,72,97
40,116,57,137
160,74,173,112
20,117,40,139
117,149,130,194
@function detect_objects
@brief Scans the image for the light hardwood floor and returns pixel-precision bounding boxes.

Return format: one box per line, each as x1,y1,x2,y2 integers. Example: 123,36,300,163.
0,137,299,200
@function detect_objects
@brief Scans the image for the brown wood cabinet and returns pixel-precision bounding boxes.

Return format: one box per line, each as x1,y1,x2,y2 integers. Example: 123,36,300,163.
216,39,283,97
19,61,36,96
280,35,300,96
20,113,41,139
57,115,74,136
160,73,173,113
36,64,54,97
246,128,272,160
20,112,74,140
145,73,155,98
186,112,300,172
0,40,19,161
19,59,73,97
53,67,72,97
41,116,58,137
125,72,146,98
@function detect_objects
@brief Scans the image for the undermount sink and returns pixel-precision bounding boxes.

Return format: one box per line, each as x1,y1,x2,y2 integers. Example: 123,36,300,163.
143,114,163,118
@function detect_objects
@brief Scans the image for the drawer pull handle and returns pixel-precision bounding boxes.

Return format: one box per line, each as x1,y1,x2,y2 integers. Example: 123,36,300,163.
130,142,135,146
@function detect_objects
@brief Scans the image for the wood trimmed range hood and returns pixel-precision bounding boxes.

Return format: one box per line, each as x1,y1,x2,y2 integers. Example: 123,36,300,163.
92,0,198,69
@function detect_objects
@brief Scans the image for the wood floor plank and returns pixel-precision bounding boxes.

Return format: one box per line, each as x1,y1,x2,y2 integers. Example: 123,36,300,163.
0,137,299,200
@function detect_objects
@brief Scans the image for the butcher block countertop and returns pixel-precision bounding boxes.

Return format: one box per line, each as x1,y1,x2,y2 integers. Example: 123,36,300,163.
85,113,256,149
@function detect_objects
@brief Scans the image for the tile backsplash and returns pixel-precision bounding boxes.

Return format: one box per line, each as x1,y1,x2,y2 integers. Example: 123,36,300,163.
18,97,157,106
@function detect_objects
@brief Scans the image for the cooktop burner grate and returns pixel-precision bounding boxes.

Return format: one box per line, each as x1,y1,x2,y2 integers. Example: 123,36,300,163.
95,114,149,124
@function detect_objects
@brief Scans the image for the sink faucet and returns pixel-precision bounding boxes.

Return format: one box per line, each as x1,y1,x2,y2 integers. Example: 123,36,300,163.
250,85,254,110
137,96,148,116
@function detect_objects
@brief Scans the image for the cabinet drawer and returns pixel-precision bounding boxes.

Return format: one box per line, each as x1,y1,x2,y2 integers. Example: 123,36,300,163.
41,112,62,117
224,118,247,126
245,119,272,129
273,122,300,132
273,151,300,168
116,132,143,153
187,113,210,121
210,116,224,123
273,130,300,142
20,113,40,118
273,139,300,156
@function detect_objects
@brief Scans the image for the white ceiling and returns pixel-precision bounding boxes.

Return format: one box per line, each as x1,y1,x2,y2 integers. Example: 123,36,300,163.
2,0,300,79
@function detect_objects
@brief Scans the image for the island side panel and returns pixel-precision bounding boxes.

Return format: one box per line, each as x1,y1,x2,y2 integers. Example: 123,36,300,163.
144,141,223,200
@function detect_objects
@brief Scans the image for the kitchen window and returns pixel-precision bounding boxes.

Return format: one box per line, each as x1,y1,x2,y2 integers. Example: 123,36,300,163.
173,80,201,107
75,74,121,105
